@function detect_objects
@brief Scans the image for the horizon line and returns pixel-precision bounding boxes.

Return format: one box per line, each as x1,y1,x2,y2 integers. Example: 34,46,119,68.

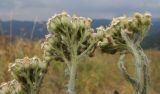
0,18,159,22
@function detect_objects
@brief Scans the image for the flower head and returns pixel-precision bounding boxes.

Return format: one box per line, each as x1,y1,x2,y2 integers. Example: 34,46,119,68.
97,12,151,54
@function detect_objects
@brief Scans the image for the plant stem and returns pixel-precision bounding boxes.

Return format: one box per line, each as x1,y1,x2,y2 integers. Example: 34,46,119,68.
120,30,150,94
68,58,78,94
36,60,50,94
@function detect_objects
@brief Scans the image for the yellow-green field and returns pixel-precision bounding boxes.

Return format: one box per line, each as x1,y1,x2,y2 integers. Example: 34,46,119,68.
0,36,160,94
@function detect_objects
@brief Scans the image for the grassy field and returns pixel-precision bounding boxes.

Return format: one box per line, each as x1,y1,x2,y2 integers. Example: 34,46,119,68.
0,36,160,94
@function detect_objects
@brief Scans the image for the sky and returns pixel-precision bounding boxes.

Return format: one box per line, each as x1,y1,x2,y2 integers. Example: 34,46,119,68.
0,0,160,21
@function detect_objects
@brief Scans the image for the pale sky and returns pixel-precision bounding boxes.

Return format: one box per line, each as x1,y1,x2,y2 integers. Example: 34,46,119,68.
0,0,160,21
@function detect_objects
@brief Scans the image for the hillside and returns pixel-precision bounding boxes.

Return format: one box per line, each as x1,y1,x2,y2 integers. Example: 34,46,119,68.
0,36,160,94
0,19,160,49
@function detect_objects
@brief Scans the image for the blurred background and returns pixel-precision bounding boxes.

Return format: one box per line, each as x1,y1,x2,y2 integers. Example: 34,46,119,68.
0,0,160,94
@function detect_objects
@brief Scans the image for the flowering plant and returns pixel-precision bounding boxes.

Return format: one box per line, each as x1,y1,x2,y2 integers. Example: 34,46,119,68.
0,57,46,94
0,12,151,94
96,13,151,94
43,12,97,94
97,13,151,54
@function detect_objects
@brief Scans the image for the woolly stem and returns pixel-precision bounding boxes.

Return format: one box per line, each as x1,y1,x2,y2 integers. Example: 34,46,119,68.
67,46,78,94
139,47,150,94
36,60,50,94
68,59,78,94
120,30,150,94
118,53,138,88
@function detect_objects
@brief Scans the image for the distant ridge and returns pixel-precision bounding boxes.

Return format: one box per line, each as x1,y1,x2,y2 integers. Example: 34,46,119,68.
0,20,47,39
0,19,160,49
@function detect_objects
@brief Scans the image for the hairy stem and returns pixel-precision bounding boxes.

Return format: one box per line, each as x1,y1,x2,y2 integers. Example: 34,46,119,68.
68,60,78,94
118,53,138,88
120,30,150,94
37,60,50,94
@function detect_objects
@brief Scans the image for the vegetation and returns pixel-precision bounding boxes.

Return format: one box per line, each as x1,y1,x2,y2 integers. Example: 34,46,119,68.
0,12,159,94
97,13,151,94
0,36,160,94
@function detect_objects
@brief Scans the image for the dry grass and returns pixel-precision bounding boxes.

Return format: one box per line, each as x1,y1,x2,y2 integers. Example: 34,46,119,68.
0,35,159,94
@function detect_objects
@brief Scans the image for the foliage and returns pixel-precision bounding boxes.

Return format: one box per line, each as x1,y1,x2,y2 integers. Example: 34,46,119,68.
97,13,151,54
0,57,47,94
96,13,151,94
0,12,153,94
43,12,97,94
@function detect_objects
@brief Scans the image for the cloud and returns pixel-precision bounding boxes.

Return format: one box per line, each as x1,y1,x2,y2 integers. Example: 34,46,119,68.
0,0,159,21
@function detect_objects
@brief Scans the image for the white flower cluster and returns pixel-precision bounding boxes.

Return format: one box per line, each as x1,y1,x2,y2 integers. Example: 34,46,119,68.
0,57,46,94
0,80,22,94
96,12,151,54
9,57,46,84
44,11,96,62
47,11,93,35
